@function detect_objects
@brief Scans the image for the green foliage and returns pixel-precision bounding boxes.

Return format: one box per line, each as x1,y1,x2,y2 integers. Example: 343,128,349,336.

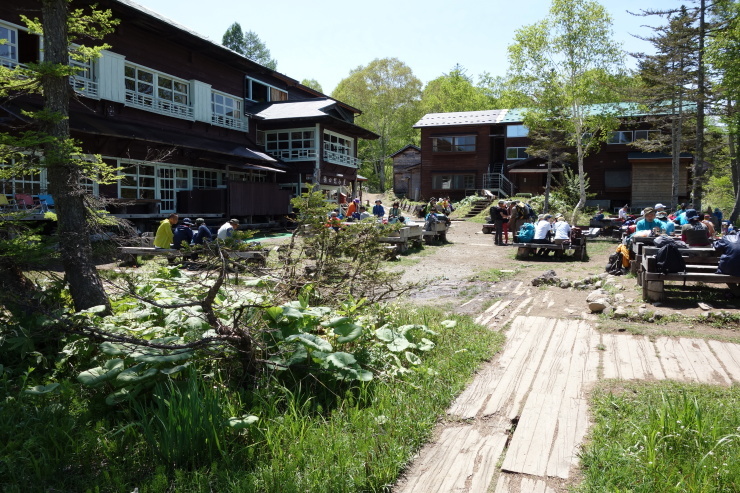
580,381,740,492
420,65,495,114
300,78,323,93
221,22,277,70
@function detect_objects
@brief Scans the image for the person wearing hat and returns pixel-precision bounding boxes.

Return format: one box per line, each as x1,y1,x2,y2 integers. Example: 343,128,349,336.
655,211,676,235
372,199,385,218
192,218,212,245
532,214,554,256
682,214,711,246
635,207,661,233
172,217,194,250
346,198,360,218
217,218,240,240
654,203,667,212
489,199,510,246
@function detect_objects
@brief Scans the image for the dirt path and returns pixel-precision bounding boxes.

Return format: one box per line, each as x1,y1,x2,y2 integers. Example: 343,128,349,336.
391,220,740,493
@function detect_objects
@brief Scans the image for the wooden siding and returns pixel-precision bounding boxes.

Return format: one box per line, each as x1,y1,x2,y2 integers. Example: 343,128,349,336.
631,162,690,209
228,182,292,216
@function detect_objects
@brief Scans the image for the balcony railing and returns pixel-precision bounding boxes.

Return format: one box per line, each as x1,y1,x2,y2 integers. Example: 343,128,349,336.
125,90,194,119
267,148,318,161
323,147,360,168
212,114,247,131
70,77,99,98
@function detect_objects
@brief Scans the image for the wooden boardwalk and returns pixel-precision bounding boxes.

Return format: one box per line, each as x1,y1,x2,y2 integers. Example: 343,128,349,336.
396,304,740,493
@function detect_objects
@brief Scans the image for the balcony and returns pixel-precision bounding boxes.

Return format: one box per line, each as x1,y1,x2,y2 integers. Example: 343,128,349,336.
125,90,194,120
211,114,247,131
323,147,360,168
266,149,318,161
70,76,99,98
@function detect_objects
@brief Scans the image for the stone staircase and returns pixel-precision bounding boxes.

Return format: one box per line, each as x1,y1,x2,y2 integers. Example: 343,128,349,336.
463,199,492,219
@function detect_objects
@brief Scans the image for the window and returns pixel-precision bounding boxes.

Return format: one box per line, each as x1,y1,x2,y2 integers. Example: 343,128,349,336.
69,48,98,97
211,91,245,130
432,174,475,190
506,147,529,160
605,170,631,188
265,130,316,160
0,24,18,68
432,136,476,152
193,169,221,189
124,64,193,118
607,131,634,144
120,164,156,200
635,130,659,141
228,170,267,183
246,77,288,103
506,124,529,138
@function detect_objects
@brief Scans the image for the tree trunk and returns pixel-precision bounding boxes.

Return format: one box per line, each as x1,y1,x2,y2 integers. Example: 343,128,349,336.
729,100,740,223
692,0,706,211
41,0,111,313
671,96,683,210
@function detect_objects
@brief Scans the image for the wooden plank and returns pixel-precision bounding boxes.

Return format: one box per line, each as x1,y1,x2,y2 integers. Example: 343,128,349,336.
676,338,732,385
707,340,740,383
546,397,590,479
501,392,560,476
655,337,685,381
478,300,512,327
396,422,507,493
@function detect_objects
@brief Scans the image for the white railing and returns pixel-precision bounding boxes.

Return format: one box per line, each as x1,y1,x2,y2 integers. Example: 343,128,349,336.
125,90,194,119
483,170,515,197
267,149,318,161
0,57,18,69
211,114,247,131
323,147,360,168
70,77,99,98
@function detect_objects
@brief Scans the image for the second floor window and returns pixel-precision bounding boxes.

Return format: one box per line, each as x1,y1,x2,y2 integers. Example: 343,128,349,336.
246,77,287,103
607,131,634,145
432,136,476,152
635,130,660,141
324,132,352,156
265,130,316,160
506,147,529,160
211,91,244,130
0,24,18,68
506,124,529,138
124,64,191,117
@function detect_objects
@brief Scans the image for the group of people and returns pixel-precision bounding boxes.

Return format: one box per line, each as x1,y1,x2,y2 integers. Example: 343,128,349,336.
153,213,243,250
624,203,727,247
489,199,536,246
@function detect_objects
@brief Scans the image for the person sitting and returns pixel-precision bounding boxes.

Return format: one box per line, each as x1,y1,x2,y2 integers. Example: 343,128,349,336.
533,214,554,256
654,203,667,213
358,206,372,220
388,201,401,220
655,211,676,235
326,211,342,231
681,216,711,246
618,204,629,221
372,200,385,218
154,213,178,249
593,209,605,221
172,217,194,250
346,198,360,218
679,207,697,225
217,218,240,240
702,214,716,237
635,208,661,233
553,215,571,257
192,218,212,245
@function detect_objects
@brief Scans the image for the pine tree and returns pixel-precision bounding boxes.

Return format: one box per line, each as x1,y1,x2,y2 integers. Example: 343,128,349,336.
221,22,277,70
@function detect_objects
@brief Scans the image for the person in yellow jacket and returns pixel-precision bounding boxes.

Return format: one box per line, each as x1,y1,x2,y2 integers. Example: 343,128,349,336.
154,213,178,249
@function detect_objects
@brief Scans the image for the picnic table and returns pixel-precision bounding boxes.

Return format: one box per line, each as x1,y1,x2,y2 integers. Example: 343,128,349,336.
637,243,740,301
422,222,449,244
377,224,423,253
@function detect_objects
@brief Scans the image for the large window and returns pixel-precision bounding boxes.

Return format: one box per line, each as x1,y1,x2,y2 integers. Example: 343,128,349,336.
506,124,529,138
432,135,476,152
211,91,245,130
246,77,288,103
432,174,475,190
265,130,316,160
0,23,18,68
193,169,222,189
69,49,98,97
124,64,193,118
607,131,634,144
506,147,529,160
120,163,157,200
0,21,41,69
635,130,660,141
605,170,631,188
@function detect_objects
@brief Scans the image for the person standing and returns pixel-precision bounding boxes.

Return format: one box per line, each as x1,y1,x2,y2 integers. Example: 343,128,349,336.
490,200,509,246
346,198,360,218
153,213,178,249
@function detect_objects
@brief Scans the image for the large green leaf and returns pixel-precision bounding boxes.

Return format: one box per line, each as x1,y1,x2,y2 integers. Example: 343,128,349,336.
184,316,210,331
332,322,363,343
418,338,436,351
405,351,422,365
160,362,191,375
116,365,159,384
327,352,356,368
387,336,410,352
285,333,332,352
324,316,351,327
281,306,304,320
133,350,193,365
226,415,259,430
374,326,396,342
100,342,125,356
24,383,60,395
77,359,124,387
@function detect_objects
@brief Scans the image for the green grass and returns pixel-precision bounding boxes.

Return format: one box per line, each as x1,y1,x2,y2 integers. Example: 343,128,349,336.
468,268,518,283
578,381,740,493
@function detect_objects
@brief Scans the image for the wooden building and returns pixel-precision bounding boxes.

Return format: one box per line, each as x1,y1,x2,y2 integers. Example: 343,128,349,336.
0,0,377,229
413,107,693,211
390,144,421,200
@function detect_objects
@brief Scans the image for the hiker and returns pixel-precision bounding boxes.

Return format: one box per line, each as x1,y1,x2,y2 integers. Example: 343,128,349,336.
154,213,178,249
489,199,509,246
533,214,554,256
509,202,530,244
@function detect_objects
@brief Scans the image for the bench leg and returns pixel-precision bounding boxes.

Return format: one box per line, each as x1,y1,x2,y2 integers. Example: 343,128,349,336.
516,247,531,259
644,280,665,302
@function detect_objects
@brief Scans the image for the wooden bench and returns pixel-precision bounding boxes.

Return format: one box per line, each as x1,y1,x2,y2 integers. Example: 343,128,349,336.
482,223,495,234
118,246,184,265
516,241,588,261
422,222,449,244
635,246,717,286
377,225,423,252
640,252,740,301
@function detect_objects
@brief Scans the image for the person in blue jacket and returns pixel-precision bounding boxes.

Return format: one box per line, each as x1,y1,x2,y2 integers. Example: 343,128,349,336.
372,199,385,218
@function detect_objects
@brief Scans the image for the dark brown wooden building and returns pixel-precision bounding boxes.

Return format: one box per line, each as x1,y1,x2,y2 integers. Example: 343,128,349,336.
0,0,377,228
413,108,692,211
391,144,421,200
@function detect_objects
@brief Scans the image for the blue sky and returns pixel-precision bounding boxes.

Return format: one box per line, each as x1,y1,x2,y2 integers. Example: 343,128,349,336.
135,0,681,94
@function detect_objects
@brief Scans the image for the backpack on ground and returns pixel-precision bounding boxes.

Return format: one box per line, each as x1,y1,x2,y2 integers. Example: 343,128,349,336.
516,223,535,243
655,243,686,274
605,251,626,275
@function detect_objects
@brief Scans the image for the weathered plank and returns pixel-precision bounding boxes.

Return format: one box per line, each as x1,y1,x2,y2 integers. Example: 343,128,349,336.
494,474,556,493
501,392,560,476
676,338,732,385
602,334,666,381
707,340,740,383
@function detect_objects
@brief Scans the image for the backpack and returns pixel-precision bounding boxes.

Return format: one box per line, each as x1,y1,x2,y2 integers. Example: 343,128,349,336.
516,223,535,243
655,243,686,274
606,251,626,275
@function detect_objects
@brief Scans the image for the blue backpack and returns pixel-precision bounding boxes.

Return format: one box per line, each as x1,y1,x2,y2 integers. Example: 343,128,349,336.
516,223,535,243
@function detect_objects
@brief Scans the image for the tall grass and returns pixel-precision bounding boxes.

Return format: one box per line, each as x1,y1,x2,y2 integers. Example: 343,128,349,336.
579,381,740,492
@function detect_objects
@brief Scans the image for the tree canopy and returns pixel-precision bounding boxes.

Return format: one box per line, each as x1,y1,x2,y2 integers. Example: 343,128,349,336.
300,78,323,93
419,65,495,114
222,22,277,70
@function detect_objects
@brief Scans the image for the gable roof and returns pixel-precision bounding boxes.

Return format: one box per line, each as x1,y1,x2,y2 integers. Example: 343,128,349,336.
389,144,421,158
413,109,511,128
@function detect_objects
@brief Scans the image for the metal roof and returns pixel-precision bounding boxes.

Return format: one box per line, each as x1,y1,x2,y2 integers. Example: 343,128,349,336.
253,99,338,120
413,109,510,128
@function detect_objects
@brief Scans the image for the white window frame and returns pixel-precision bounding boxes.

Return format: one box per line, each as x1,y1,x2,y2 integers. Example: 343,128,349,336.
228,170,267,183
506,147,529,160
211,90,246,130
69,45,98,98
124,63,194,119
0,21,19,68
607,131,634,145
192,169,223,189
323,130,359,167
264,128,317,161
246,76,287,103
506,124,529,138
432,135,476,152
119,161,158,200
432,174,475,190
